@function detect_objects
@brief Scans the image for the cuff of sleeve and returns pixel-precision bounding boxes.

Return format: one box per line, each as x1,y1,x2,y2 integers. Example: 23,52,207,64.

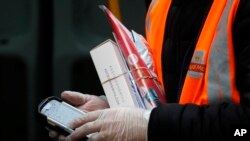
148,104,183,141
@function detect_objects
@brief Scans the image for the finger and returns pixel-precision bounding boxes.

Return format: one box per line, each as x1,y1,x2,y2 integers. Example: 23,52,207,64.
48,130,59,138
70,110,103,129
87,132,106,141
58,134,66,141
68,121,102,141
61,91,90,105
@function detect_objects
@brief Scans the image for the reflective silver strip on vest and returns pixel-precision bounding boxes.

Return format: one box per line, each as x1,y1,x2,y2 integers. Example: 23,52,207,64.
208,0,235,104
146,0,158,37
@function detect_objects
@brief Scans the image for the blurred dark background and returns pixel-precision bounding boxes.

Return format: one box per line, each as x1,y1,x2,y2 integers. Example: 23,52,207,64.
0,0,147,140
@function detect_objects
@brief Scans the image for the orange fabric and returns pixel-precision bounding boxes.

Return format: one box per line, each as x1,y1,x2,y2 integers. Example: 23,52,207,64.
180,0,227,104
145,0,172,89
227,0,240,103
146,0,241,105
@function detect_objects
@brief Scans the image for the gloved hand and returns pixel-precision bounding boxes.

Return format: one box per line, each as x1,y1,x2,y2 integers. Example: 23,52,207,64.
60,91,110,112
49,91,110,138
60,107,149,141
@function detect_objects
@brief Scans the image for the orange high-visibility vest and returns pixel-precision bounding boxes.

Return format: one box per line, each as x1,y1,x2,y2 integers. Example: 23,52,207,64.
145,0,240,105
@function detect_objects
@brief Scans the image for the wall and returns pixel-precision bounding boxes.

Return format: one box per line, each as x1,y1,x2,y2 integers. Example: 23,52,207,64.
0,0,146,140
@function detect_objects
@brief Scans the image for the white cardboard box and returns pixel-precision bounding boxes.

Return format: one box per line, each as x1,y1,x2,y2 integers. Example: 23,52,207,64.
90,39,145,108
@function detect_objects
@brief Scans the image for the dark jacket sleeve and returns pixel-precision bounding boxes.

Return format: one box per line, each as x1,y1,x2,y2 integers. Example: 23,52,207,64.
148,1,250,141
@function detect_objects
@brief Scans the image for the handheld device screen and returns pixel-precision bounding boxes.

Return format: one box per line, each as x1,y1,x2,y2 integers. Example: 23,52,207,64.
41,99,84,129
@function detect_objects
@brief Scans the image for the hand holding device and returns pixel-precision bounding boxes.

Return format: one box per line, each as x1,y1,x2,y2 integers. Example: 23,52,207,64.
60,91,109,112
37,96,88,140
65,107,149,141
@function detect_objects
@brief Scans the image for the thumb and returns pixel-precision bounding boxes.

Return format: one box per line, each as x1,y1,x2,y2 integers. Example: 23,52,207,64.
61,91,90,106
